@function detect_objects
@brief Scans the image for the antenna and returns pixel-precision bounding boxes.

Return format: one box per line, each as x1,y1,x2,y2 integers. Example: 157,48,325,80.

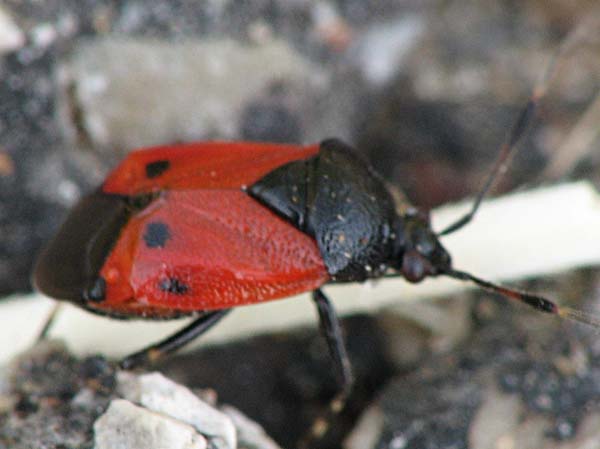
438,22,588,237
444,268,600,328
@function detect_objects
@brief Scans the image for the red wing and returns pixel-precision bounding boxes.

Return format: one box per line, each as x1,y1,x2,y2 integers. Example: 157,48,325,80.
102,141,320,195
92,190,329,316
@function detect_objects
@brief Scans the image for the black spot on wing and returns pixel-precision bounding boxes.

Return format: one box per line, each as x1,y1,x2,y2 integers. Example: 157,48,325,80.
145,160,170,178
144,222,171,248
159,277,189,295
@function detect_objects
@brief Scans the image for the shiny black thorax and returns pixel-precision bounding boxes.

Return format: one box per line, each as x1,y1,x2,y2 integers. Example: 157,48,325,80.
248,139,403,282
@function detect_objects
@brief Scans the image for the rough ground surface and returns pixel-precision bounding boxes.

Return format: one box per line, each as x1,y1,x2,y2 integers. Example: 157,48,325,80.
0,342,282,449
1,1,599,449
0,342,116,448
347,275,600,449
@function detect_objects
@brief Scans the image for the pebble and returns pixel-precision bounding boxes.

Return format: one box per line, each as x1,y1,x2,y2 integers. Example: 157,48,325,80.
94,398,208,449
0,7,25,55
118,371,237,449
57,37,322,153
222,405,282,449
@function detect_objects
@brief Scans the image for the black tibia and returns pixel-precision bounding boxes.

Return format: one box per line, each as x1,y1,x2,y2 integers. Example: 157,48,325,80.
312,289,354,396
120,310,231,369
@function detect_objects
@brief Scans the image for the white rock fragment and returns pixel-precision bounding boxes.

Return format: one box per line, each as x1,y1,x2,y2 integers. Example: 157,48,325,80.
351,16,424,86
468,387,523,449
222,405,282,449
30,23,57,49
344,404,385,449
58,37,324,151
0,7,25,55
118,372,236,449
94,399,207,449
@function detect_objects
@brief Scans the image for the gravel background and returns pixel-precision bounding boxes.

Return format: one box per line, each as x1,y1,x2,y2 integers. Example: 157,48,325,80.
1,1,599,448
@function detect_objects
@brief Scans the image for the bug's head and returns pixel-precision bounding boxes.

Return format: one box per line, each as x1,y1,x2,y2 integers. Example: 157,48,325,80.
398,209,452,283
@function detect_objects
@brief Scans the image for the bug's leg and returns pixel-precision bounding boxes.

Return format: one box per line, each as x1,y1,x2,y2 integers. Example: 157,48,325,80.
36,302,62,341
313,289,354,399
120,309,231,370
438,21,590,236
308,288,354,439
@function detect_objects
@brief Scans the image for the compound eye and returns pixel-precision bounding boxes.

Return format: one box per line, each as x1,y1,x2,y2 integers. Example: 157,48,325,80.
402,249,433,283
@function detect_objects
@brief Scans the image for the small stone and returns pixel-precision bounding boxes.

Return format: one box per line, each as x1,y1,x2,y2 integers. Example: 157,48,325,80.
94,399,207,449
57,37,322,153
0,7,25,54
351,17,424,86
344,405,385,449
118,372,236,449
30,23,57,49
221,405,282,449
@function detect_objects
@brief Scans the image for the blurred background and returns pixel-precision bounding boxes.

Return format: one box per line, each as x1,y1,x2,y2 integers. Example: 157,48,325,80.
1,1,600,448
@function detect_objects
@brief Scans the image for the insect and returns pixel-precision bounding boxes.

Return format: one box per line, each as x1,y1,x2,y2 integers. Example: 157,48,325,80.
34,22,598,417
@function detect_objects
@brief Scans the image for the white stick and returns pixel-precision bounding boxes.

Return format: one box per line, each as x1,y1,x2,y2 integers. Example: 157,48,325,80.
2,181,600,364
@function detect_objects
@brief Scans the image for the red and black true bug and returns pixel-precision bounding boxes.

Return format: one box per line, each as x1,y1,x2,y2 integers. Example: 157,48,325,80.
34,24,599,413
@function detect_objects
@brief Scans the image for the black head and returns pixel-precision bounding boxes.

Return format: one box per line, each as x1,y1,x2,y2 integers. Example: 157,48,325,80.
398,209,451,283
